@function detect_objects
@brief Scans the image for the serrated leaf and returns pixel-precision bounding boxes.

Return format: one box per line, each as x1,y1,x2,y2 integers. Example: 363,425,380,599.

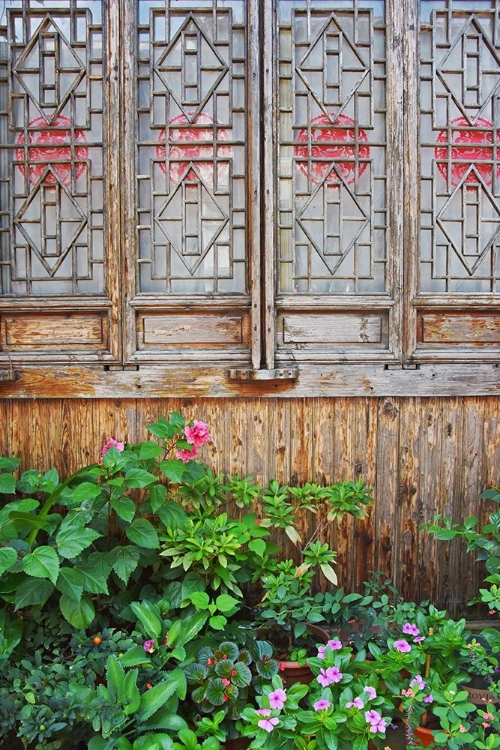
0,547,17,575
180,572,206,601
14,577,53,609
21,546,60,584
125,518,159,549
56,527,101,559
109,545,141,585
159,460,185,484
142,708,188,733
119,645,152,668
188,591,210,610
56,567,85,601
60,591,95,628
215,593,240,613
148,416,182,440
111,497,137,523
0,473,16,494
72,482,103,504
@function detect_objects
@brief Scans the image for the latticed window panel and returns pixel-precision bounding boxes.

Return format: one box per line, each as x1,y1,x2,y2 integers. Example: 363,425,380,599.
135,0,247,296
419,0,500,294
276,0,388,296
0,0,105,296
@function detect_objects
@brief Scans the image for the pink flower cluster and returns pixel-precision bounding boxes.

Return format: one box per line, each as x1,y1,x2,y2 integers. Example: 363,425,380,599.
317,666,343,686
364,709,388,734
317,639,343,658
255,689,287,732
176,420,212,462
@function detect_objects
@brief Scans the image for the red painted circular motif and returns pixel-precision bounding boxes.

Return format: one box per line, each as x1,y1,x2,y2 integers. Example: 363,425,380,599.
295,113,370,186
435,116,500,187
15,115,89,187
157,112,231,184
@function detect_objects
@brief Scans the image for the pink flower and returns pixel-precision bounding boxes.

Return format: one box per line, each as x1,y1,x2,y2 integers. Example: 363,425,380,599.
393,639,412,653
221,678,230,686
363,686,377,700
414,636,425,642
143,639,156,653
176,445,199,462
256,710,279,733
268,688,287,709
185,421,212,447
100,438,125,460
326,639,343,650
423,694,434,704
313,699,331,711
317,666,343,686
402,623,420,636
410,675,426,691
346,697,365,709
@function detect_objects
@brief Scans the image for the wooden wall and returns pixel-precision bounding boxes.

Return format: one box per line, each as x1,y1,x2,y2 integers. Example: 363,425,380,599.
0,395,499,617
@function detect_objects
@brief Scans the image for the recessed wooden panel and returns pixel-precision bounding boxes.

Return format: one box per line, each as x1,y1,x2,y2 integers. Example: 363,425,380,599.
138,314,250,349
279,313,385,345
1,312,108,350
418,312,500,345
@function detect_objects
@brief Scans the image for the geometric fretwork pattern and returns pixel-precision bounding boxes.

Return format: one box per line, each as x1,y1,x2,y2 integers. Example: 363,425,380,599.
277,0,387,295
136,0,246,295
420,2,500,293
0,2,104,296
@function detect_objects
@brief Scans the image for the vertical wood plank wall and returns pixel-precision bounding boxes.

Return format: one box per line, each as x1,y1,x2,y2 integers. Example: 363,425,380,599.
0,396,498,616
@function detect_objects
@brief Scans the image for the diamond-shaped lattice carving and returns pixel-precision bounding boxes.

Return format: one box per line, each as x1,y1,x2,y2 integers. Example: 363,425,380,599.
436,178,500,276
14,173,87,276
155,179,228,275
297,180,369,276
155,15,228,122
13,15,85,124
296,13,368,113
436,16,500,125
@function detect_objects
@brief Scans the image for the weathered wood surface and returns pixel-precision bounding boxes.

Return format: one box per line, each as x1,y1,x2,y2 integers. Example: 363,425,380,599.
1,395,499,617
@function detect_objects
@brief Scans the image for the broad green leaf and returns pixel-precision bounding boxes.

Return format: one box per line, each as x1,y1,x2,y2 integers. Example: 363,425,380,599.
0,547,17,575
118,645,152,668
215,593,240,613
60,591,95,628
0,457,21,472
159,459,185,484
139,441,164,460
180,572,206,601
137,670,186,722
248,538,267,558
0,473,16,494
72,482,103,504
111,496,137,523
168,612,207,650
14,578,54,610
209,615,226,630
142,708,188,733
56,567,85,601
157,501,187,529
78,553,112,594
56,526,101,559
125,518,159,549
130,601,162,639
106,655,126,702
9,511,61,534
148,484,167,513
123,670,141,716
110,545,141,585
124,468,158,489
188,591,210,610
21,546,60,584
148,416,182,440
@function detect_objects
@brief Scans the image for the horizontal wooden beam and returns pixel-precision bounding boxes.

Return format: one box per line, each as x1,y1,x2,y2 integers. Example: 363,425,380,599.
0,363,499,398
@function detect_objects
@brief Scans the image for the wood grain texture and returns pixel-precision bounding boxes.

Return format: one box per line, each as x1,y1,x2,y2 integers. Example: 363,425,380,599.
0,395,498,617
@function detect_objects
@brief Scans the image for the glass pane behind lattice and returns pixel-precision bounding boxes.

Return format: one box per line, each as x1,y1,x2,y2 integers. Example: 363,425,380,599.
419,0,500,294
0,0,105,296
277,0,387,295
136,0,246,295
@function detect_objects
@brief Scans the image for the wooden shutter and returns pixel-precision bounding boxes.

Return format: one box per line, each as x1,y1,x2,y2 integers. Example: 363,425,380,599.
405,0,500,363
0,0,121,365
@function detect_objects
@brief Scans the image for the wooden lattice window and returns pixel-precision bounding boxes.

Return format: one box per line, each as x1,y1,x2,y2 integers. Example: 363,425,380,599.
0,0,499,397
